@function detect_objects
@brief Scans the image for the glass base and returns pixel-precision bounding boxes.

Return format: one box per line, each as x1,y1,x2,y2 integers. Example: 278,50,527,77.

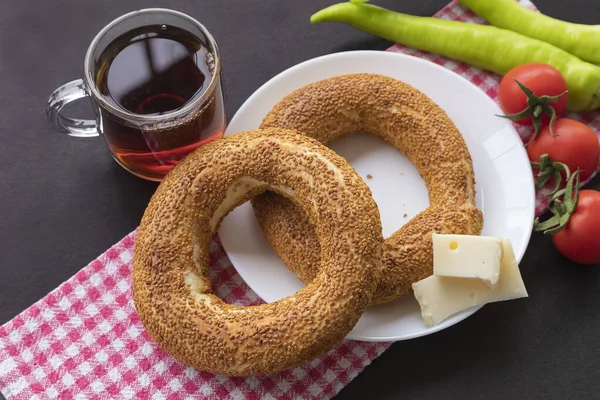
111,155,166,182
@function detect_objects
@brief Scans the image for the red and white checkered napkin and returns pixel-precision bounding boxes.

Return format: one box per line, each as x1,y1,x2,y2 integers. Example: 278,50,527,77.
2,0,600,399
0,232,389,399
388,0,600,216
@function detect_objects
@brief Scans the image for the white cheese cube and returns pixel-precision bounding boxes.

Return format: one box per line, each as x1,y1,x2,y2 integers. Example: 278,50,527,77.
413,239,528,327
432,233,503,287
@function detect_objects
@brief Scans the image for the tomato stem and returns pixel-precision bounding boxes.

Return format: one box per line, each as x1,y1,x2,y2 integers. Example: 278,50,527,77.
533,161,581,235
498,79,567,146
530,154,570,195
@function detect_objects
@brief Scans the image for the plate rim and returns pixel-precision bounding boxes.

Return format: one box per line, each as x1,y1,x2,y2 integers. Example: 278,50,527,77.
219,50,535,342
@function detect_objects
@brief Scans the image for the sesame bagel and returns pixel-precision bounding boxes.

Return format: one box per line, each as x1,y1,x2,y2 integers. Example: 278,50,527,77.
252,73,484,305
132,128,383,376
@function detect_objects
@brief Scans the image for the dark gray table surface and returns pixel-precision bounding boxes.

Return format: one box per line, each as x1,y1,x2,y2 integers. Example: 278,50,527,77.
1,0,599,399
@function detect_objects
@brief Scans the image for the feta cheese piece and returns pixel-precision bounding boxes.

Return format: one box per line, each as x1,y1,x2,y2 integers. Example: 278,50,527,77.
432,233,503,288
413,239,528,327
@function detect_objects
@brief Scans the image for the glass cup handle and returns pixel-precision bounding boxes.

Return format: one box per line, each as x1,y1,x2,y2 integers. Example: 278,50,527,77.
46,79,99,138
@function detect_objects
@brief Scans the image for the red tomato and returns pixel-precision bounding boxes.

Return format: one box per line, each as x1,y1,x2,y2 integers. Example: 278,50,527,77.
552,190,600,265
527,118,600,182
498,63,568,126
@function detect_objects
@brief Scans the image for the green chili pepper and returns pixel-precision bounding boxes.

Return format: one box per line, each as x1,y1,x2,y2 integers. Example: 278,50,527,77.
310,1,600,112
458,0,600,65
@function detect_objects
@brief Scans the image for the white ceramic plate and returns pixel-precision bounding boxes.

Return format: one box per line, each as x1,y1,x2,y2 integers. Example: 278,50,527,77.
218,50,535,342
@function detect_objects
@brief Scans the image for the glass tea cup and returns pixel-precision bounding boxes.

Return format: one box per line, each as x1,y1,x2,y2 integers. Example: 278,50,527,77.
46,8,226,181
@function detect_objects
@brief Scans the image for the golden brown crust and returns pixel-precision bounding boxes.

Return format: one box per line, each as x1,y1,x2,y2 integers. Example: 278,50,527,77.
132,128,383,376
253,73,484,305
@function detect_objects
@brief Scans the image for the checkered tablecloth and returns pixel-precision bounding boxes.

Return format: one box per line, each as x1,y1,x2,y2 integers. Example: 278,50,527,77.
1,1,599,399
0,233,389,399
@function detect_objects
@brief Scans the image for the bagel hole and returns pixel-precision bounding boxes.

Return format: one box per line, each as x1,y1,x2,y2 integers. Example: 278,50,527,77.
328,132,429,238
207,234,267,306
449,241,458,251
217,193,309,306
203,178,281,307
